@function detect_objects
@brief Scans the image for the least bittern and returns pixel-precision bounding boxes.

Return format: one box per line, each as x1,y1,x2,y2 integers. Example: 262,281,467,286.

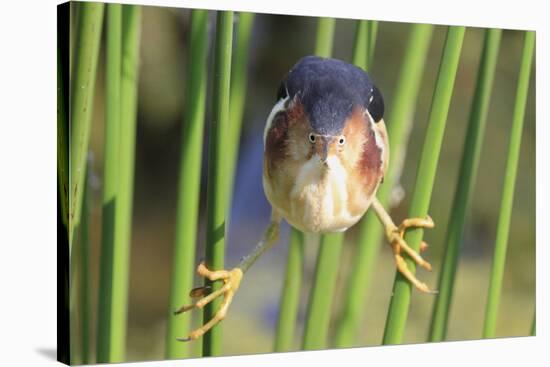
175,56,435,341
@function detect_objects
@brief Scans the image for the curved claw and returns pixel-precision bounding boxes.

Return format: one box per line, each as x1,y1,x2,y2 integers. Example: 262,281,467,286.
173,304,194,315
387,215,436,294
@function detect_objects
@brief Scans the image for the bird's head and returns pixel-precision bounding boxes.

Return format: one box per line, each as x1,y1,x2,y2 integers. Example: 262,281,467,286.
264,56,386,175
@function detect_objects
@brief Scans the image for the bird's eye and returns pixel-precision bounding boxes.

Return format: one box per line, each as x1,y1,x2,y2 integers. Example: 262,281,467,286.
308,133,316,143
338,136,346,145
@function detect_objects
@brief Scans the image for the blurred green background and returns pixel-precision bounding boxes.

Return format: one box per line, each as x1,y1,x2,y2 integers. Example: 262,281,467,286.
79,5,535,361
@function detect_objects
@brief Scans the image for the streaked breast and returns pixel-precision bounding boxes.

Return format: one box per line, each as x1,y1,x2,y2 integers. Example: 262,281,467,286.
281,154,366,233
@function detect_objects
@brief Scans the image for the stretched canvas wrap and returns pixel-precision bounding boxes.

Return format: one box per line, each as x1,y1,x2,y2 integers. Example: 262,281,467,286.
58,1,536,364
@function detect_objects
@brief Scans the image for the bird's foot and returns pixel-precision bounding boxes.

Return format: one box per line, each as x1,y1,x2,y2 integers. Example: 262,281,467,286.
385,215,436,294
174,262,243,341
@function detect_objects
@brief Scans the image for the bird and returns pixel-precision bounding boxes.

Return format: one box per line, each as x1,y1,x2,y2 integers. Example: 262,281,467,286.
174,55,435,341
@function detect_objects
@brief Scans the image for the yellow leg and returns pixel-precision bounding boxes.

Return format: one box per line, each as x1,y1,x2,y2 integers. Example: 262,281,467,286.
371,197,436,294
174,213,281,341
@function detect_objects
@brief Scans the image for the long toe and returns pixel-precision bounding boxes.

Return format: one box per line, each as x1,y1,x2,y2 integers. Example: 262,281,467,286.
175,264,243,341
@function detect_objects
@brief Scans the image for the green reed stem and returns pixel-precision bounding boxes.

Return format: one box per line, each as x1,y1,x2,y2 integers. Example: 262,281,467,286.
274,230,305,351
227,13,255,203
352,20,368,69
274,226,304,352
314,17,335,57
97,4,122,362
203,11,233,357
334,23,434,348
302,17,339,351
482,31,534,339
351,19,377,71
366,21,378,69
69,2,104,252
382,26,465,345
429,28,502,342
303,233,345,350
113,5,141,360
97,5,141,362
165,9,209,359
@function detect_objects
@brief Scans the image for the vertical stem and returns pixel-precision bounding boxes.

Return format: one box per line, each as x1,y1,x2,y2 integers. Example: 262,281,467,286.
227,13,255,204
366,21,378,70
302,233,344,350
97,5,142,362
69,3,103,363
274,230,305,351
351,19,377,71
97,3,121,361
314,17,335,57
274,226,305,351
382,26,465,345
113,5,141,361
302,17,338,351
203,11,233,357
482,31,535,338
334,23,433,348
429,28,502,342
69,2,104,252
165,9,209,359
352,20,368,69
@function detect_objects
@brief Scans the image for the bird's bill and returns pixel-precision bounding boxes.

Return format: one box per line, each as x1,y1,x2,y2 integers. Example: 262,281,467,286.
315,135,337,164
